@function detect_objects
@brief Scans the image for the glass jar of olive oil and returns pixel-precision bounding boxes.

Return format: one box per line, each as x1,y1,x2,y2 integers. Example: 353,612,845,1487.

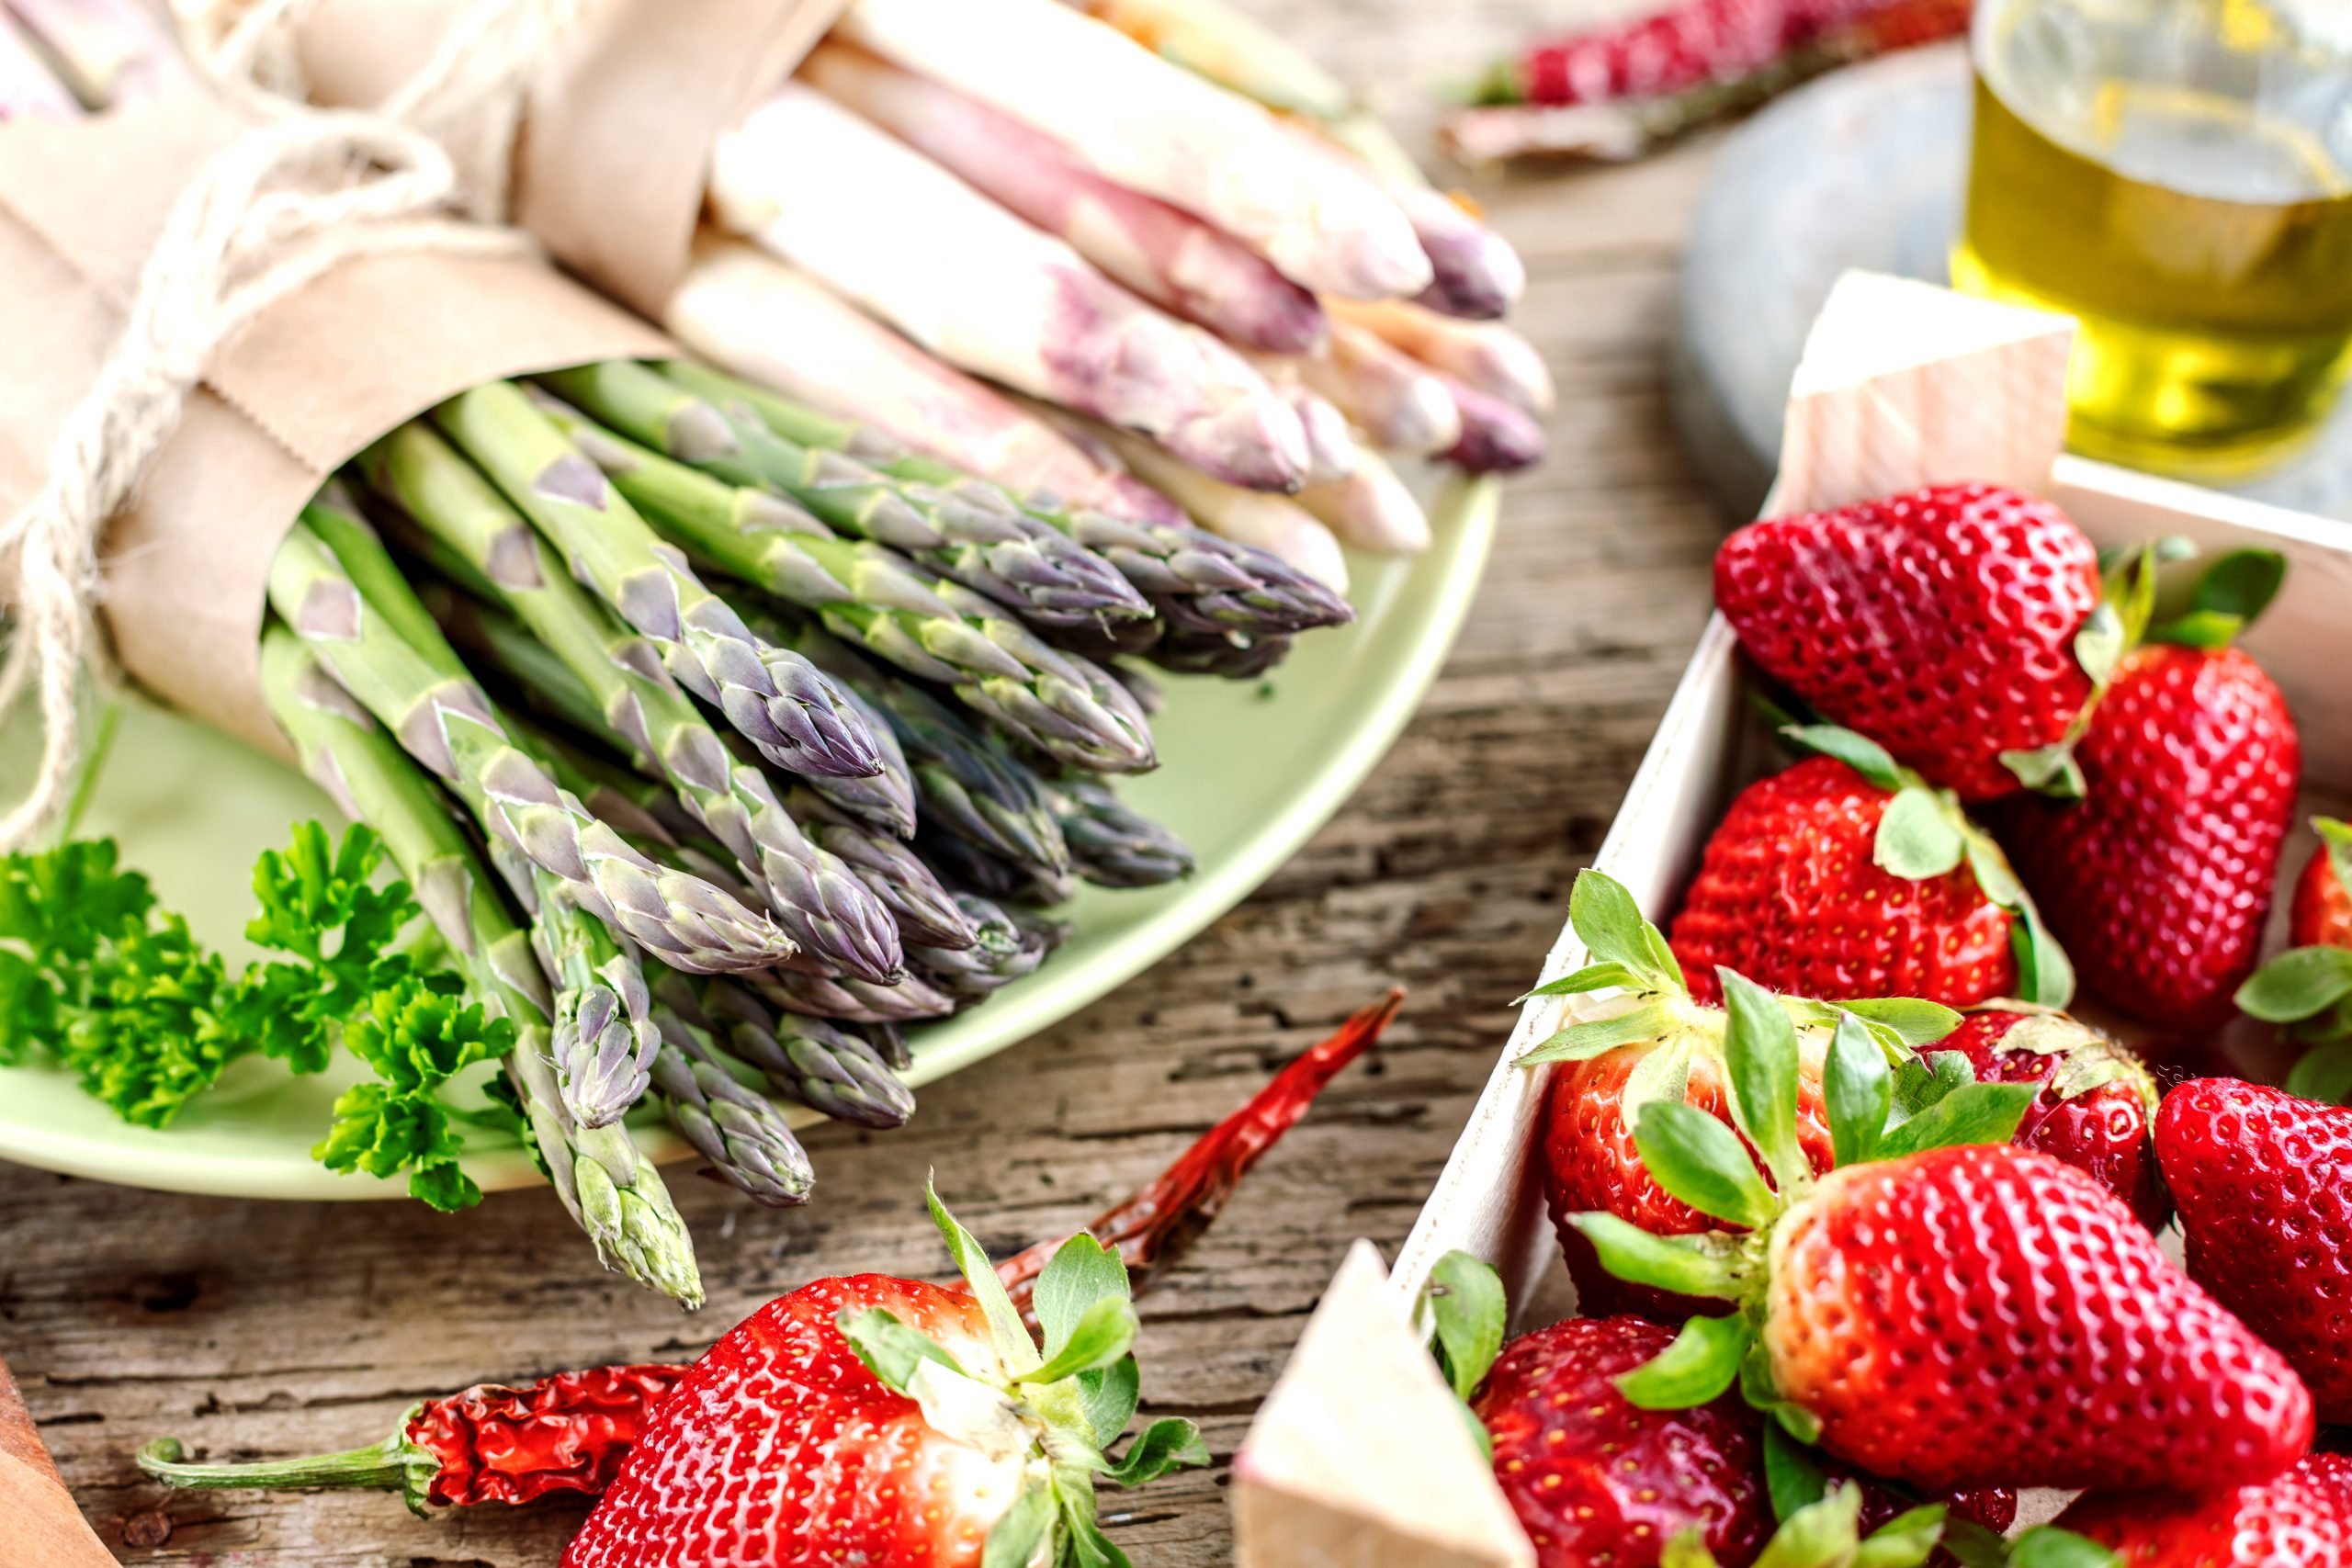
1954,0,2352,476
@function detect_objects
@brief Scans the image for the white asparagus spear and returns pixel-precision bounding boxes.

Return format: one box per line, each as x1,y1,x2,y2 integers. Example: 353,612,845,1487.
837,0,1431,300
668,239,1185,526
0,10,78,118
711,83,1310,492
1388,181,1527,321
1064,413,1350,594
1280,382,1360,486
1296,446,1430,555
1290,321,1462,457
1441,374,1550,475
6,0,183,109
800,42,1327,355
1328,296,1556,418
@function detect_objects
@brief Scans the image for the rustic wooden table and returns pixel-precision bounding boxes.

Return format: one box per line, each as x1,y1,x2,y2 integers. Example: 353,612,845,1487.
0,5,1732,1562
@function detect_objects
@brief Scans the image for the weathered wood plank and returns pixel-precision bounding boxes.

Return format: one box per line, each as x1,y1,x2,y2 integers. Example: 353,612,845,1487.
0,5,1728,1562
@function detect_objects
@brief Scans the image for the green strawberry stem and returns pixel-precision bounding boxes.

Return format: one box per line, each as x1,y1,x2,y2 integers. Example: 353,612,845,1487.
1516,868,1964,1071
136,1428,439,1518
2002,542,2287,798
1776,723,2075,1010
831,1182,1209,1565
1568,962,2037,1428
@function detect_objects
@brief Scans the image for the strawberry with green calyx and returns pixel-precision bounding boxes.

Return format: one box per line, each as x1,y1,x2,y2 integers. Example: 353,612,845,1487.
1714,483,2104,803
1671,725,2073,1010
2237,820,2352,1103
1937,1010,2166,1233
1571,967,2313,1494
1422,1252,2041,1568
564,1182,1207,1568
1523,870,1961,1318
2005,549,2299,1031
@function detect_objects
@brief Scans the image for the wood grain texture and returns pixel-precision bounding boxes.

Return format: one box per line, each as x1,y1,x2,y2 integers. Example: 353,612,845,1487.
0,5,1729,1562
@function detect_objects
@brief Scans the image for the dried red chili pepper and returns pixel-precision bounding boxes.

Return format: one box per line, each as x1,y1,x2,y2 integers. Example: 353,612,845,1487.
136,1364,685,1516
136,992,1401,1512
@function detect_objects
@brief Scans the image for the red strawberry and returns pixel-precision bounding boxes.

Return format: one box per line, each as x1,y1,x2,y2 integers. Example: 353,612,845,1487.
2294,820,2352,950
1668,756,2018,1010
1469,1314,2013,1568
2007,642,2301,1029
2056,1450,2352,1565
1567,965,2312,1495
1542,1035,1835,1319
566,1189,1204,1568
1939,1009,2166,1232
1714,483,2101,802
2157,1079,2352,1427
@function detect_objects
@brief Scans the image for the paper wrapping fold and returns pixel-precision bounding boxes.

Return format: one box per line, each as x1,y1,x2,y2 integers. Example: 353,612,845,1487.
297,0,852,319
0,89,670,756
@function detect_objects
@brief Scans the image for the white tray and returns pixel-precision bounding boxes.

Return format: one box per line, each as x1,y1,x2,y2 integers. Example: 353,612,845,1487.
1232,274,2352,1566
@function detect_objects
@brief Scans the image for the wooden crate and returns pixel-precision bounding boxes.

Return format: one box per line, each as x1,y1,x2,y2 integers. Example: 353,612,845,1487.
1233,272,2352,1564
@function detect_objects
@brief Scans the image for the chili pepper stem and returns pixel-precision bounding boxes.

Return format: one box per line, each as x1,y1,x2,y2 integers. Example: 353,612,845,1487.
138,1419,440,1518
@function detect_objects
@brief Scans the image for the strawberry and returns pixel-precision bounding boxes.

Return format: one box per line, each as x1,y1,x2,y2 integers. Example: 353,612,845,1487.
565,1186,1205,1568
2056,1451,2352,1566
1526,872,1959,1319
1567,963,2313,1495
2157,1079,2352,1427
1667,728,2075,1010
1421,1258,2025,1568
1713,483,2101,802
2007,641,2301,1030
1939,1009,2166,1232
2240,822,2352,1102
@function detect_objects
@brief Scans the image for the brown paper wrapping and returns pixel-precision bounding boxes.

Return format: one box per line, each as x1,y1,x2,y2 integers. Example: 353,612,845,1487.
297,0,851,319
0,89,671,756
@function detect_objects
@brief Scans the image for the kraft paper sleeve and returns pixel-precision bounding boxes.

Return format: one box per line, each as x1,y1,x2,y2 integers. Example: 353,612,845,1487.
297,0,852,319
0,88,672,755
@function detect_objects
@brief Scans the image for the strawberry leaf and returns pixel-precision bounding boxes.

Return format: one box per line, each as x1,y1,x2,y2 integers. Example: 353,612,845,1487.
1634,1100,1778,1228
1023,1296,1138,1386
1567,871,1682,993
1892,1051,1976,1118
839,1306,966,1394
1854,1503,1949,1568
1760,1420,1826,1522
982,1476,1057,1568
1057,1483,1129,1568
1719,971,1808,1197
2008,898,2078,1011
1662,1530,1722,1568
1520,999,1679,1067
1427,1251,1509,1402
1824,1014,1891,1168
1874,788,1967,881
1778,724,1905,794
1522,960,1645,1000
2070,602,2130,689
1033,1235,1132,1359
2236,945,2352,1024
926,1180,1043,1378
1100,1417,1208,1486
1567,1214,1747,1299
1829,998,1962,1053
1078,1356,1141,1449
1753,1483,1866,1568
2286,1041,2352,1105
1998,741,2086,801
2149,548,2286,649
1617,1311,1751,1409
2007,1528,2123,1568
1875,1082,2037,1159
2319,816,2352,893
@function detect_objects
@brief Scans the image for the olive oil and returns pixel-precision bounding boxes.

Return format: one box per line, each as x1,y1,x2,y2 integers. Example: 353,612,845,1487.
1956,18,2352,475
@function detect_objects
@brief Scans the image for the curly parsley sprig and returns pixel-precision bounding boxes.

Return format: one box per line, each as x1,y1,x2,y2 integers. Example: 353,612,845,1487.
0,823,514,1210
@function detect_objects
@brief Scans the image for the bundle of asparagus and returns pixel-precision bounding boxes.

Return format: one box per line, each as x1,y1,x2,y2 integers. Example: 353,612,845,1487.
1,0,1492,1304
659,0,1548,603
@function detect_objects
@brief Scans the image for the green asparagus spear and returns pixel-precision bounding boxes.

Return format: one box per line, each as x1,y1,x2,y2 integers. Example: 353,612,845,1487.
908,889,1061,1003
662,360,1355,640
272,509,794,976
258,627,704,1305
354,427,909,985
648,1006,814,1206
675,976,915,1131
530,400,1158,774
1052,776,1195,887
538,362,1150,634
430,382,886,782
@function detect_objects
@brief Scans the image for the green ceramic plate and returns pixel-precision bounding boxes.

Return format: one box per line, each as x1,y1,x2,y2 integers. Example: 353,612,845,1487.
0,476,1498,1199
